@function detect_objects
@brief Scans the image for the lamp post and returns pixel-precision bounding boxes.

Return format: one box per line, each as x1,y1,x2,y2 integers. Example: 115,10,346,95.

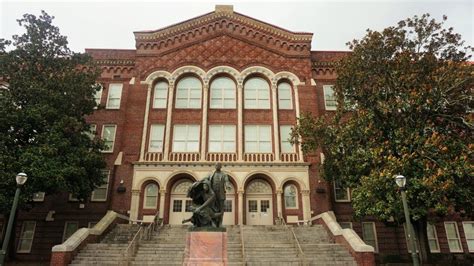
395,175,419,266
0,173,28,266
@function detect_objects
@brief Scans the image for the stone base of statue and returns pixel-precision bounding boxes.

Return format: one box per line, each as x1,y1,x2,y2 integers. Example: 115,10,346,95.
183,230,228,266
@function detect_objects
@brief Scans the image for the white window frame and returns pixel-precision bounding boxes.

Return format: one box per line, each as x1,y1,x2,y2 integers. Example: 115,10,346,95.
106,83,123,109
244,77,270,109
462,221,474,252
277,82,293,109
210,77,236,109
91,170,110,202
444,222,463,252
93,84,103,108
175,77,202,109
172,125,200,152
148,124,165,152
62,221,79,242
283,184,298,209
68,193,79,202
153,81,168,109
427,223,440,253
101,124,117,153
144,183,159,209
334,181,350,202
244,125,272,153
280,125,294,153
323,85,337,111
17,221,36,253
32,192,45,202
340,222,353,229
208,125,236,153
362,222,378,253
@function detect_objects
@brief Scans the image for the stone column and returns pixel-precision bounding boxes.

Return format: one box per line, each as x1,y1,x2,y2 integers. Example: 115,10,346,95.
237,83,243,161
163,80,175,161
159,189,167,219
130,189,141,222
271,83,281,161
276,189,283,219
301,189,311,221
237,190,244,225
294,87,304,162
200,81,209,161
139,83,153,162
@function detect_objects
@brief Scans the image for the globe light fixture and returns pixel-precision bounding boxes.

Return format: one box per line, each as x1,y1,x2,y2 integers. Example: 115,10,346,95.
16,172,28,186
394,175,406,188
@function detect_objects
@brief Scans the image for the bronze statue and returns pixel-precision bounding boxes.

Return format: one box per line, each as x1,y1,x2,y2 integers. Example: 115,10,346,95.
182,163,231,228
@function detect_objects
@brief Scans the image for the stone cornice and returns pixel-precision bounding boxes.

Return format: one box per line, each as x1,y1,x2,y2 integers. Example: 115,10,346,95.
95,59,135,66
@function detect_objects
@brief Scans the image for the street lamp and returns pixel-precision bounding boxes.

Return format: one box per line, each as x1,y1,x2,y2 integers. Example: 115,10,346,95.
0,173,28,266
394,175,419,266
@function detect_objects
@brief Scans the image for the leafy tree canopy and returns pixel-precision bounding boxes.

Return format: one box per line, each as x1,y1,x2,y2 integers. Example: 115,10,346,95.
0,11,106,213
293,14,473,223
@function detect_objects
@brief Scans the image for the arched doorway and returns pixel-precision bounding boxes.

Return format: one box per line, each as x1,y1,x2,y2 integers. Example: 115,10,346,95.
223,183,236,225
168,179,194,225
245,179,273,225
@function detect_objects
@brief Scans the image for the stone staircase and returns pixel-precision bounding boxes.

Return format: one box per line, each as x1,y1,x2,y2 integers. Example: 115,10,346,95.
69,224,140,266
130,225,187,265
294,225,357,266
226,226,244,265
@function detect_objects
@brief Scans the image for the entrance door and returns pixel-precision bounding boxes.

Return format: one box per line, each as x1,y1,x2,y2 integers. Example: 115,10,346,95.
246,198,273,225
245,179,273,225
169,180,193,225
222,183,236,225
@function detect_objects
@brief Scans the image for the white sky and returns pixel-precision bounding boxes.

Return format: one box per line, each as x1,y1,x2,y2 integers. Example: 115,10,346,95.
1,0,473,53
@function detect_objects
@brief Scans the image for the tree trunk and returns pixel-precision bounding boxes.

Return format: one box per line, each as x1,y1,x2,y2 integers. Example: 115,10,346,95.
413,217,430,264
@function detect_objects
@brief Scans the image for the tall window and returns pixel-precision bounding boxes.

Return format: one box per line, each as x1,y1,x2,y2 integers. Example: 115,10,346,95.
244,125,271,153
106,83,123,109
91,170,110,201
427,223,440,253
462,222,474,252
93,84,103,107
175,77,202,108
362,222,378,252
209,125,236,153
323,85,336,111
278,82,293,109
244,77,270,109
444,222,463,252
62,221,79,242
172,125,200,152
284,184,298,209
210,77,236,109
334,181,350,202
153,81,168,108
17,221,36,253
144,183,159,209
280,125,294,153
149,124,165,152
101,125,117,152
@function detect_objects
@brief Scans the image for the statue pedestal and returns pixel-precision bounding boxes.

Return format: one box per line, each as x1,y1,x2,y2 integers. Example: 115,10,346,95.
183,231,228,266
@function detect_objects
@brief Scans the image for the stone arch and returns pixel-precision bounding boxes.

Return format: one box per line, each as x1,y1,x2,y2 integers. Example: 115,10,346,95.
241,170,278,190
279,177,307,191
163,172,196,224
241,66,275,82
243,173,277,225
143,70,172,86
135,176,163,190
274,71,302,86
171,65,207,85
163,170,198,191
206,65,241,85
138,179,160,219
281,178,304,222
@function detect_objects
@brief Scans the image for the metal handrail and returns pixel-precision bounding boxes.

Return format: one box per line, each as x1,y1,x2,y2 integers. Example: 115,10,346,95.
278,216,306,265
143,211,162,241
239,224,246,266
121,226,143,266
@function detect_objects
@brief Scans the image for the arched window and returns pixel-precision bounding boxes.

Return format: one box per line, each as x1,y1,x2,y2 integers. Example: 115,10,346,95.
144,183,158,209
244,77,270,109
210,77,236,109
153,81,168,108
175,77,202,108
277,82,293,109
284,184,298,209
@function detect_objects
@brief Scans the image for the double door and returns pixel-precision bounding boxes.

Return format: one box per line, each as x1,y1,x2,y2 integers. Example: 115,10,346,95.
246,198,273,225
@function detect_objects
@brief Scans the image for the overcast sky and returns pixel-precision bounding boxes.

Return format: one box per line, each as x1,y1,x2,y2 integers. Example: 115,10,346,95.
1,0,472,53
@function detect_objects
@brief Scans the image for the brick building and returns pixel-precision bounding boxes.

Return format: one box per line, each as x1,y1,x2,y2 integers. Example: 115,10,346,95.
2,5,473,264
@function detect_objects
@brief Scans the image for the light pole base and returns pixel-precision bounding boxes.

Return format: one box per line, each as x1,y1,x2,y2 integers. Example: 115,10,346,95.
0,249,6,266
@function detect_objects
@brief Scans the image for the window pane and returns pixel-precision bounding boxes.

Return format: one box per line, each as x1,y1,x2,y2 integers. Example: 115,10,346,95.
209,142,221,152
149,124,165,152
224,200,232,212
249,200,257,212
185,200,193,212
244,78,269,109
153,81,168,108
173,200,182,212
260,200,270,212
223,141,235,152
284,185,297,208
102,126,116,152
463,223,474,252
107,84,122,108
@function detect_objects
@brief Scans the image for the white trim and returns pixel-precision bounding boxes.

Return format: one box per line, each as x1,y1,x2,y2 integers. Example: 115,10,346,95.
323,85,337,111
32,192,45,202
143,183,159,209
462,221,474,252
172,124,200,152
334,181,350,202
283,184,298,209
209,77,236,109
444,222,463,253
62,221,79,243
362,222,378,253
101,124,117,153
175,76,202,109
427,223,441,253
244,77,270,109
105,83,123,109
17,221,36,253
91,170,110,202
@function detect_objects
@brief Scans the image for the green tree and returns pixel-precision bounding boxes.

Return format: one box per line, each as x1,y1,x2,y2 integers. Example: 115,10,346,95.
0,11,106,214
293,14,473,262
